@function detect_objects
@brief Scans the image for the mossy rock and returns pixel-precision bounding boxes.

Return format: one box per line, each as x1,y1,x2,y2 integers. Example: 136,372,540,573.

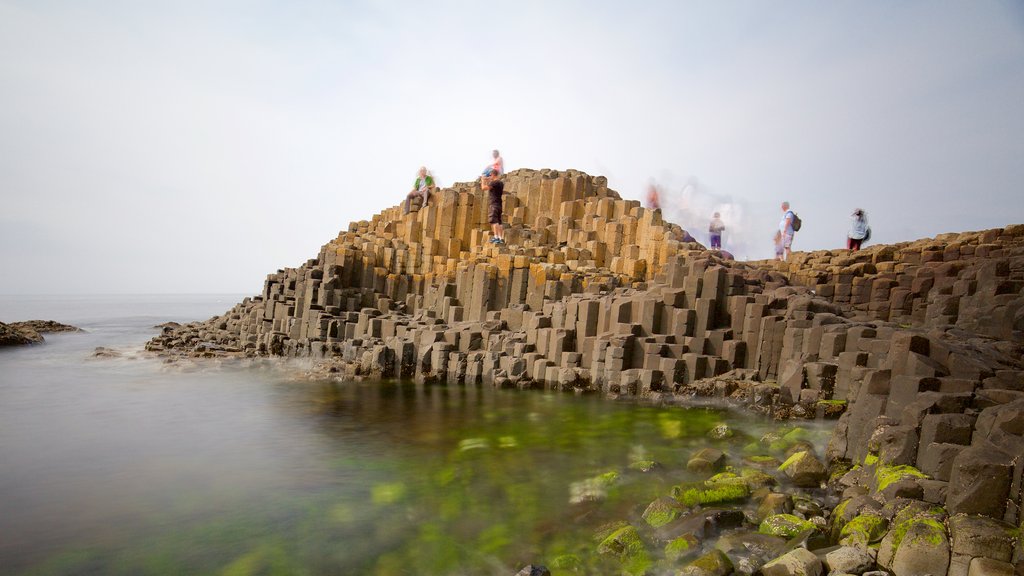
758,513,817,538
664,533,700,562
874,464,927,492
746,454,782,468
593,520,630,542
642,497,682,528
672,481,750,508
778,450,827,488
549,554,583,572
628,460,661,473
678,549,733,576
839,511,889,545
596,525,651,575
707,423,735,440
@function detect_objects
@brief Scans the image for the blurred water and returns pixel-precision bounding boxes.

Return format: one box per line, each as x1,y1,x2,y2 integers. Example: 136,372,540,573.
0,296,817,575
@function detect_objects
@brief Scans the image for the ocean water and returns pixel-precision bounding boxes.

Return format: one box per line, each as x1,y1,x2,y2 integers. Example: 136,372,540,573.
0,295,818,576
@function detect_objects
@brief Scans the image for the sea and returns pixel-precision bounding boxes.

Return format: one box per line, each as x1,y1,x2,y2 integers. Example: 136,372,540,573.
0,294,811,576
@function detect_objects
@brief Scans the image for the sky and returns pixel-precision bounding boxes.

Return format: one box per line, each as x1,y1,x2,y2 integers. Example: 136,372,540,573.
1,1,1023,294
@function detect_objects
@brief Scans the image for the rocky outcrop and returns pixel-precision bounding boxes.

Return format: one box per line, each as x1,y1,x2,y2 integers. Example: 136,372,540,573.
147,168,1024,574
0,321,44,346
0,320,80,346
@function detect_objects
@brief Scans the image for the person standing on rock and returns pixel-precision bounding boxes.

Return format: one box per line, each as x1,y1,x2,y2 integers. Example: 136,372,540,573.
645,182,661,210
779,201,796,260
847,208,869,251
709,212,725,249
483,171,505,245
404,166,435,214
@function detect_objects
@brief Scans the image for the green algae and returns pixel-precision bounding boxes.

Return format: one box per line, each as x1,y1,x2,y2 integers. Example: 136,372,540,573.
874,464,928,492
664,534,700,561
892,517,947,553
863,453,879,466
672,482,750,508
777,450,809,471
759,514,817,538
684,549,733,574
642,498,681,528
628,460,659,473
839,512,888,545
596,525,651,575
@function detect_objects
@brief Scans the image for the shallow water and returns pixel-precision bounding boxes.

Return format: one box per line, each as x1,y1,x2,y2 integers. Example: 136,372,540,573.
0,295,827,575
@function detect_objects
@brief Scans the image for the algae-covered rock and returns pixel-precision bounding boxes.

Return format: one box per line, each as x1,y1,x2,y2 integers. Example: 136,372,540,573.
688,447,727,474
548,554,582,571
569,471,619,504
707,468,776,491
760,547,822,576
707,423,735,440
778,450,827,488
596,524,651,574
678,549,733,576
872,464,927,494
715,531,786,575
664,533,700,562
642,496,681,528
889,517,950,576
838,511,888,546
758,514,817,539
673,481,750,508
628,459,661,473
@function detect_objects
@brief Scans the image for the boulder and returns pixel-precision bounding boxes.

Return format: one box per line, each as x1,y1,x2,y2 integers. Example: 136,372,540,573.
967,557,1016,576
756,492,794,523
824,546,876,575
688,448,727,474
759,514,817,539
889,517,951,576
678,549,733,576
760,547,822,576
947,446,1013,518
778,451,827,488
949,514,1017,563
515,565,550,576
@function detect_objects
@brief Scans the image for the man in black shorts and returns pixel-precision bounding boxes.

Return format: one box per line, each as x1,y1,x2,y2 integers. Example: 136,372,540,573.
483,169,505,244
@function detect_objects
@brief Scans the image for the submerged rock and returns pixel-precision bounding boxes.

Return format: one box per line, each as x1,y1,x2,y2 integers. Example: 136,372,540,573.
678,549,733,576
758,514,817,539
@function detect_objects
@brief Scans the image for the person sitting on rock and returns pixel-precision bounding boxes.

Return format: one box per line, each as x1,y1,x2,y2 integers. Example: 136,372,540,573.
485,147,505,175
482,170,505,244
403,166,436,214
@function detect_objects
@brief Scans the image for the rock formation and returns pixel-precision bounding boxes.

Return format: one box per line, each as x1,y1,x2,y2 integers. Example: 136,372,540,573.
148,168,1024,574
0,320,81,346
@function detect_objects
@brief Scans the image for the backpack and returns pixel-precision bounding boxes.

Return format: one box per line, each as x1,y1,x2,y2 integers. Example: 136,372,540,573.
863,226,871,243
790,212,802,232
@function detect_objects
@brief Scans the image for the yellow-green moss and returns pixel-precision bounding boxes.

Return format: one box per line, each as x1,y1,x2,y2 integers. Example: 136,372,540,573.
864,454,879,466
839,513,888,545
758,513,817,538
664,534,700,562
892,518,947,553
875,464,928,492
778,450,809,472
628,460,658,472
596,525,651,575
641,498,680,528
672,482,750,508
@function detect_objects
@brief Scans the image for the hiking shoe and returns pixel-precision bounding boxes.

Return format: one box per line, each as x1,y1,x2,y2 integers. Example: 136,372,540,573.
488,237,499,244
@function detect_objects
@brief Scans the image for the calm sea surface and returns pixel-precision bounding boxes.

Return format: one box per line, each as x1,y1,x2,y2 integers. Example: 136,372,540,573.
0,295,812,575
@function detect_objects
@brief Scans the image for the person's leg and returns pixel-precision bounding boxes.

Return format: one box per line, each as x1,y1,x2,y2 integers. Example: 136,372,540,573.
404,191,417,214
496,223,504,242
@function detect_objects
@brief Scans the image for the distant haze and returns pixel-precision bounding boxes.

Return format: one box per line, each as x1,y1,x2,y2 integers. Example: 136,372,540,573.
2,1,1023,294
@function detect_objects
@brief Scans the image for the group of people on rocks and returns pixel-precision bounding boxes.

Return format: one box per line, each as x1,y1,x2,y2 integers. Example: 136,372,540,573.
771,202,871,261
402,150,506,244
402,159,871,259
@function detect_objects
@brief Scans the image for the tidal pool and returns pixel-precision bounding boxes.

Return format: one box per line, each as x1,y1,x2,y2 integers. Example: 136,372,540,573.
0,299,830,575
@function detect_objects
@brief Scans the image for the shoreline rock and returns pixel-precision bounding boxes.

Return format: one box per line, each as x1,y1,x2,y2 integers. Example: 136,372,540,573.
1,320,82,347
145,168,1024,574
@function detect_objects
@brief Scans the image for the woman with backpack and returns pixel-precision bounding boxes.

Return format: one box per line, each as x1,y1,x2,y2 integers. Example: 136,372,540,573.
847,208,870,251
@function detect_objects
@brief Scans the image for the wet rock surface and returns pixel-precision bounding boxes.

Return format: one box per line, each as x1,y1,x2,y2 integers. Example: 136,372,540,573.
143,169,1024,575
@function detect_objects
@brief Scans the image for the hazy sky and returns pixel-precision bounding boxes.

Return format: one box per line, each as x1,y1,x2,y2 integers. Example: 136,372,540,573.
2,1,1023,294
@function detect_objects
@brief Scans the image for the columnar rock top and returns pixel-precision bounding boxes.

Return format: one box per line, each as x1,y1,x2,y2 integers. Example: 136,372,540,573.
147,169,1024,573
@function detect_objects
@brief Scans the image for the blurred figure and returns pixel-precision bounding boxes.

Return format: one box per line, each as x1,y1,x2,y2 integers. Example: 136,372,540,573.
773,230,785,261
482,171,505,244
404,166,436,214
646,182,661,210
483,150,503,177
708,212,725,249
779,201,796,260
848,208,870,251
